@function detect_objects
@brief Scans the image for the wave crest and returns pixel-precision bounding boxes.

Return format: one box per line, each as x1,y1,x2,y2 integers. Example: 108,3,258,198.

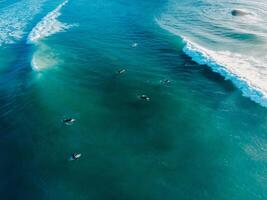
28,0,71,43
182,37,267,107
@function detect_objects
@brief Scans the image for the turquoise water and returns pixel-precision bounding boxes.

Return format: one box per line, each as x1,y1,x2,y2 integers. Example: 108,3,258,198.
0,0,267,199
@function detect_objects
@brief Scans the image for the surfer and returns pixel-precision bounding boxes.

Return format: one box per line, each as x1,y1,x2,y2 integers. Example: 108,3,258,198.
139,94,150,101
72,152,82,160
160,79,171,84
62,118,76,125
117,69,126,74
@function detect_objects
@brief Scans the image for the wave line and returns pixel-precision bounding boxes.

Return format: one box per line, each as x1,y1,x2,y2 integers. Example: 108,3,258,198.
28,0,71,43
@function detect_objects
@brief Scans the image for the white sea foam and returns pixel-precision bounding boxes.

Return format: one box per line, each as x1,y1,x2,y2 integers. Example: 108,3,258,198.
156,0,267,108
0,0,46,46
182,37,267,107
31,43,61,71
28,0,71,43
157,21,267,107
29,0,73,71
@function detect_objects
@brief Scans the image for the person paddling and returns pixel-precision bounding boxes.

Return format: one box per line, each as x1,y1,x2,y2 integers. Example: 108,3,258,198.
160,79,171,84
139,94,150,101
71,152,82,160
117,69,126,74
62,118,76,125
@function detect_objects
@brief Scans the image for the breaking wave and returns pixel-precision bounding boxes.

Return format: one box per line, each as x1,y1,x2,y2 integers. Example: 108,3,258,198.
157,20,267,107
182,37,267,107
28,0,74,71
28,0,71,43
156,0,267,108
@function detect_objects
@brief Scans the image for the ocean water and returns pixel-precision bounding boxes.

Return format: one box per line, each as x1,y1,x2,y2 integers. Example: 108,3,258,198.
0,0,267,199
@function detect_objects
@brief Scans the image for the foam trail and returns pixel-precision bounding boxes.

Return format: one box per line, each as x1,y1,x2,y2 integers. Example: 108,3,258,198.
28,0,71,43
0,0,46,46
31,43,60,71
182,37,267,107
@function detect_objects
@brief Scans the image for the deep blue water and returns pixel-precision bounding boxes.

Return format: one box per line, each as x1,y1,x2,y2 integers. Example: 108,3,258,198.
0,0,267,199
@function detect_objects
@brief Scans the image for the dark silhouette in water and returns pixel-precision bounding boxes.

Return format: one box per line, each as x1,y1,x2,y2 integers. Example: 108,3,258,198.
139,94,150,101
72,152,81,160
69,152,82,161
117,69,126,74
62,118,76,125
231,9,249,16
160,79,171,84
